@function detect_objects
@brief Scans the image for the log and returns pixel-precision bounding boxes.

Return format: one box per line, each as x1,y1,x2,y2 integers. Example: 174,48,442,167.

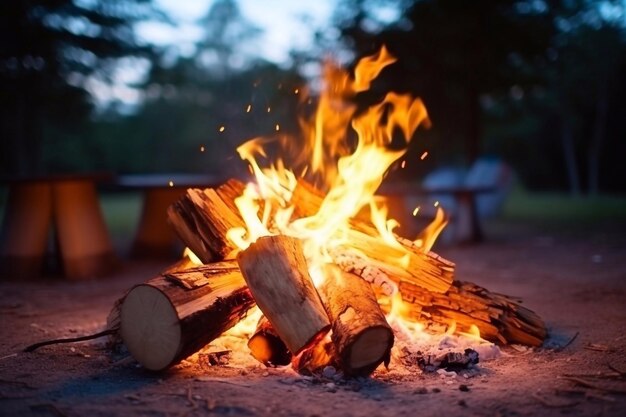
237,235,330,354
318,266,394,376
247,315,292,366
290,179,454,293
118,262,255,371
166,179,247,263
394,280,546,346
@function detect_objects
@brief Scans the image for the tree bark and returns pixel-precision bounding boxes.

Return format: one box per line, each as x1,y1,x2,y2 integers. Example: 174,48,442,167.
237,235,331,354
395,280,546,346
118,262,254,371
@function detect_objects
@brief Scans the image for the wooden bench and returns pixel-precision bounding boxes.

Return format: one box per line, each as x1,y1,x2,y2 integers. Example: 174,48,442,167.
115,174,224,258
0,174,116,279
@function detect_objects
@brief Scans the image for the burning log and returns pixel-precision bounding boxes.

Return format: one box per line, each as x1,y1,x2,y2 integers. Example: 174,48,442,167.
290,179,454,293
396,281,547,346
118,262,254,371
167,179,246,263
247,316,292,366
237,235,331,355
318,267,394,376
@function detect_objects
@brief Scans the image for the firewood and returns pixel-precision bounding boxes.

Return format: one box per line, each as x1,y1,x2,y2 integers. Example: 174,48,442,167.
166,179,247,263
290,179,454,293
396,280,547,346
247,315,292,366
119,262,255,371
237,235,331,354
318,267,394,376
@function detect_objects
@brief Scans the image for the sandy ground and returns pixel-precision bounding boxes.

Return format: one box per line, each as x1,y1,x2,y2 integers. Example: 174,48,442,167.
1,219,625,417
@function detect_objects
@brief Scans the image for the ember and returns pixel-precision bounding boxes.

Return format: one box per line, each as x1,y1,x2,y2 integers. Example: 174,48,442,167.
111,47,546,374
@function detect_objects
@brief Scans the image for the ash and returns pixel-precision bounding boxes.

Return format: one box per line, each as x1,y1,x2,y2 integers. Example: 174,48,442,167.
387,323,501,377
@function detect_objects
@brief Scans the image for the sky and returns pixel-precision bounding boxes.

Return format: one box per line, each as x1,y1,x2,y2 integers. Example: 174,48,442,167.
136,0,336,64
94,0,336,108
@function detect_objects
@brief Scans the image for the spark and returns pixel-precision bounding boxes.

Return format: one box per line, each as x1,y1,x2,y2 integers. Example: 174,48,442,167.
420,151,429,160
200,145,205,152
246,104,251,113
294,88,299,94
267,106,271,113
219,126,225,132
412,206,420,216
168,180,174,187
401,160,406,169
275,124,280,131
434,201,439,207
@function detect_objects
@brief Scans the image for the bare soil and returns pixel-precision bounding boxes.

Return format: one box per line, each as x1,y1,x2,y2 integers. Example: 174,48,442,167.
1,220,625,417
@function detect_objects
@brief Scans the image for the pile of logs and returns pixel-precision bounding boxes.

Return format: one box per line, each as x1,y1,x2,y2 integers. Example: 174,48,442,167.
111,178,547,374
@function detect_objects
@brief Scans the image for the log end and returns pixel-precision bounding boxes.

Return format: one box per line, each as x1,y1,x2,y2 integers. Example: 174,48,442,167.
247,332,292,366
120,285,181,371
343,325,394,376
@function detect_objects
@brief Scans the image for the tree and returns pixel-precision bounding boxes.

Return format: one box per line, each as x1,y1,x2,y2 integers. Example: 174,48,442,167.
335,0,555,168
0,0,159,175
196,0,262,77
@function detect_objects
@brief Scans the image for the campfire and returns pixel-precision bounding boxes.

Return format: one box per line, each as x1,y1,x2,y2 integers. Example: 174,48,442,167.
108,47,547,375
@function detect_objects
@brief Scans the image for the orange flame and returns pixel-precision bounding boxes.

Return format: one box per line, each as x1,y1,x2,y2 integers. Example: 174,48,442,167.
227,46,454,338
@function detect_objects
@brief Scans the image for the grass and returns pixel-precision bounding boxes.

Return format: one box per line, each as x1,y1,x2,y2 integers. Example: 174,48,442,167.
100,192,142,241
502,187,626,223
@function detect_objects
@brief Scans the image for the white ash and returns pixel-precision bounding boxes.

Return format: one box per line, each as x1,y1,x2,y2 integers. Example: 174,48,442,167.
389,322,501,374
330,249,396,295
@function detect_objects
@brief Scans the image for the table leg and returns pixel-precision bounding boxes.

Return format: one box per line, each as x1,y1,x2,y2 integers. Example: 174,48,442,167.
52,180,116,279
0,182,53,278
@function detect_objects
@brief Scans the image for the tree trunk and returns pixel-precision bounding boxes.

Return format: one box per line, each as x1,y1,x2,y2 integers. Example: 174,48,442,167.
587,79,609,196
561,117,581,196
237,235,331,354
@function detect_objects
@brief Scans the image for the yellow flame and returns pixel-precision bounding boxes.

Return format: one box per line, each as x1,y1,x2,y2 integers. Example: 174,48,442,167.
182,247,203,265
227,47,448,337
414,207,448,253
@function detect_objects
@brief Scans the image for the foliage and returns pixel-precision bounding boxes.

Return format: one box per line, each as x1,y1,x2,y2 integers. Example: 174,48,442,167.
0,0,160,175
334,0,626,193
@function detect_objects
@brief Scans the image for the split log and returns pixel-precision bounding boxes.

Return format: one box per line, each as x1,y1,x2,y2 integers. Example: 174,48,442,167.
318,267,394,376
167,179,246,263
395,280,546,346
237,235,330,354
247,316,292,366
290,179,454,293
119,261,255,371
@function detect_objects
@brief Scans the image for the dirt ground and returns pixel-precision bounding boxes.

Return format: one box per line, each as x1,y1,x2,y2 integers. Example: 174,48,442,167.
1,219,625,417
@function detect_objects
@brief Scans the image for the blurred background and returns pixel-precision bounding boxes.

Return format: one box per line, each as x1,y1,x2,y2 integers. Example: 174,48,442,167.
1,0,626,247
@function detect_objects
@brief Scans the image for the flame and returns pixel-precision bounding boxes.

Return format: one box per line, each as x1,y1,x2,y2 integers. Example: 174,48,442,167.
183,247,203,265
227,46,456,339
